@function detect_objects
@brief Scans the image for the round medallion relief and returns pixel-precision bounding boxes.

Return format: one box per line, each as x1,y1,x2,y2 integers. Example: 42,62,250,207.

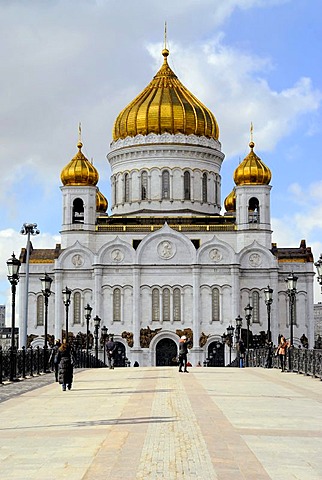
157,240,176,259
111,249,124,262
72,254,84,267
209,248,223,262
249,253,262,267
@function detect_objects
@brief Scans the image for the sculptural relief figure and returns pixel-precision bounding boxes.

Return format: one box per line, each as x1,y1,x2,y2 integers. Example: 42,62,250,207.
121,331,134,347
72,254,84,267
157,240,175,259
111,249,124,262
209,248,222,262
249,252,261,267
140,326,162,348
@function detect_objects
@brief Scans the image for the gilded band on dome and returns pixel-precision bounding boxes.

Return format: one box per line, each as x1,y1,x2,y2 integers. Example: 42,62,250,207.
113,49,219,141
233,141,271,186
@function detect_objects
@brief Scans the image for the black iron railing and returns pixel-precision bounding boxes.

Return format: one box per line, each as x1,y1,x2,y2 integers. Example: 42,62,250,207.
247,347,322,380
0,346,106,383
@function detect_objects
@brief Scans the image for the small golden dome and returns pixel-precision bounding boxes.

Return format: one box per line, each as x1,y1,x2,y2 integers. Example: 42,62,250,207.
113,49,219,141
96,189,108,212
224,188,236,212
61,142,99,186
233,142,271,186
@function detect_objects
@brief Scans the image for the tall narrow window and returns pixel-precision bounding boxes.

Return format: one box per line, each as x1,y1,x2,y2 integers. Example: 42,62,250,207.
212,288,220,322
184,171,191,200
163,288,170,321
152,288,160,321
202,173,207,203
113,288,121,321
72,198,84,224
124,173,129,203
249,197,260,223
36,295,44,326
252,291,260,323
173,288,181,321
73,292,81,324
114,176,117,205
162,170,170,199
141,171,148,200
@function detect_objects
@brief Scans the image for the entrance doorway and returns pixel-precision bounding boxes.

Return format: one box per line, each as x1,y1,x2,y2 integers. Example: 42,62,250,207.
114,342,127,367
207,341,224,366
156,338,178,366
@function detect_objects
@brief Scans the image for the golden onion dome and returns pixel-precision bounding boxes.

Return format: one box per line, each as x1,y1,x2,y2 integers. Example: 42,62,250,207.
96,189,108,212
61,142,99,186
224,188,236,212
233,141,271,186
113,48,219,141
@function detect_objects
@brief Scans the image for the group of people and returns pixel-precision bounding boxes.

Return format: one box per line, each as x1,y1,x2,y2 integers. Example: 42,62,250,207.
50,335,118,392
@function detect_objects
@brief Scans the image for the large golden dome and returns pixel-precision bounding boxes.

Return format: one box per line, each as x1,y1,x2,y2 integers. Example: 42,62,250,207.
233,142,271,186
61,142,99,186
113,49,219,141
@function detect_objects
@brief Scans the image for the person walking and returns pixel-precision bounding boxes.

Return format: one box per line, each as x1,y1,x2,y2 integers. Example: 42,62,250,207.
49,339,61,382
57,339,74,391
277,335,289,372
178,335,189,373
265,341,274,368
106,336,116,369
238,339,246,368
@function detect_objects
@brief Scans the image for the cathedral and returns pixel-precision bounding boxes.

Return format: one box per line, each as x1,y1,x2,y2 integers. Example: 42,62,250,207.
18,46,315,366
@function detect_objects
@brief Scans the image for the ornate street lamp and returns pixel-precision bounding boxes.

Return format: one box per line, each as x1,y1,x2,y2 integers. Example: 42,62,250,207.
235,315,243,341
93,315,101,365
62,286,72,342
285,273,298,370
226,324,235,364
244,304,253,367
84,303,92,367
264,285,273,343
101,325,108,367
315,254,322,292
40,273,53,372
20,223,40,348
6,253,21,381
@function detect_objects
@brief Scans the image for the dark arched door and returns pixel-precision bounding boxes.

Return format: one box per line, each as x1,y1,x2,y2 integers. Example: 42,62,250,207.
114,342,127,367
156,338,178,366
207,341,224,366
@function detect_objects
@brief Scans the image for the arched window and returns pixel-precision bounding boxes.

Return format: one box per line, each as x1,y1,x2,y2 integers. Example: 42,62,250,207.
202,173,207,203
73,292,81,325
152,288,160,321
163,288,170,321
184,171,191,200
173,288,181,321
36,295,44,326
252,291,260,323
249,197,260,223
113,288,121,321
162,170,170,199
141,171,148,200
124,173,130,203
212,288,220,322
72,198,84,224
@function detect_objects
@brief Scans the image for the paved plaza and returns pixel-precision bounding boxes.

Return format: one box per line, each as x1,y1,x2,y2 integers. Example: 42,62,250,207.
0,366,321,479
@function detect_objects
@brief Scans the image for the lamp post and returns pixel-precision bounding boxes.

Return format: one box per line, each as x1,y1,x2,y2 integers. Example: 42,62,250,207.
62,286,72,342
235,315,243,341
101,325,108,366
244,304,253,367
84,303,92,367
40,273,53,372
285,273,298,371
315,254,322,292
264,285,273,343
6,253,21,381
93,315,101,365
20,223,40,348
226,324,235,364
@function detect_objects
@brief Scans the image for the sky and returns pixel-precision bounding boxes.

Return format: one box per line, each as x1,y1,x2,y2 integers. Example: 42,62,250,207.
1,0,322,318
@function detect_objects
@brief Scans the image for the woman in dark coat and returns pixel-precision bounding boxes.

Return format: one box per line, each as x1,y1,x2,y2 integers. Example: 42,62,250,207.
57,339,73,391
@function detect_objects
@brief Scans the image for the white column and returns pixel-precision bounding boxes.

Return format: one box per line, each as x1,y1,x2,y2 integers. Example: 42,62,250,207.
54,271,63,341
192,267,201,348
132,267,141,348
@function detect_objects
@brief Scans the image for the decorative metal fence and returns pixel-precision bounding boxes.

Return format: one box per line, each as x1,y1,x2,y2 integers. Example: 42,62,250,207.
0,346,105,383
248,347,322,380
